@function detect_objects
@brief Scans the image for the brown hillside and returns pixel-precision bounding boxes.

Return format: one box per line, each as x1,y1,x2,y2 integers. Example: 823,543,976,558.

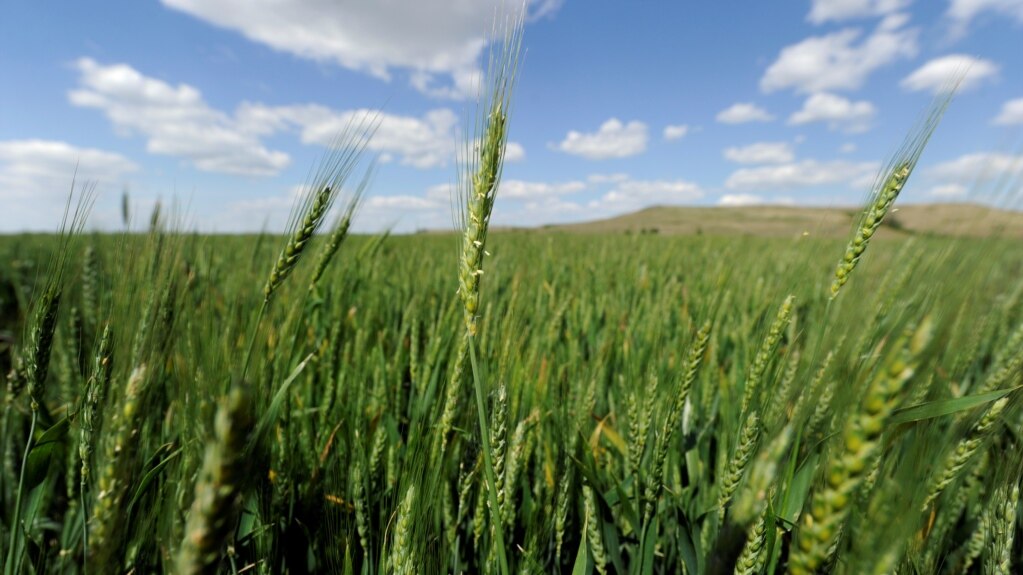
538,203,1023,238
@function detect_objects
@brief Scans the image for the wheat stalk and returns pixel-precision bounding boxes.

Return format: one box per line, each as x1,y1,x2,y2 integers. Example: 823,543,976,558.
734,512,768,575
719,410,761,513
78,323,113,559
584,485,609,575
391,484,418,575
176,381,256,575
921,397,1008,511
787,319,932,574
88,364,148,571
307,166,372,292
829,90,955,300
740,295,794,415
6,183,93,575
984,483,1019,575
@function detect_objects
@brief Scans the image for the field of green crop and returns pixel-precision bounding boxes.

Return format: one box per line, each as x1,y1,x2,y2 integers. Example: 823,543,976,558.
2,211,1022,575
3,16,1022,575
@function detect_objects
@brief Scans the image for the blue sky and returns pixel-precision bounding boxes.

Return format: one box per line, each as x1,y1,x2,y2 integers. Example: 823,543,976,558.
1,0,1021,233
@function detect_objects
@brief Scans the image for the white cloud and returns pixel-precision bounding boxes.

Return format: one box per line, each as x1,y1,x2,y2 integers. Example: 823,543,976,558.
926,152,1023,182
586,173,630,185
663,124,690,140
723,142,795,164
219,192,299,232
725,159,879,191
929,183,968,198
500,179,586,199
0,139,137,201
521,197,586,215
490,196,587,228
70,58,290,176
555,118,648,160
598,179,703,208
993,98,1023,125
0,139,138,231
788,92,876,133
403,180,600,233
716,194,796,207
504,142,526,162
916,152,1023,206
228,189,452,234
840,143,858,153
356,194,451,233
366,195,440,210
239,103,460,169
423,174,705,230
716,103,775,124
900,54,999,93
808,0,911,23
761,14,917,93
718,194,766,206
528,0,565,21
73,58,473,173
946,0,1023,38
161,0,556,99
345,109,456,168
509,174,702,210
429,178,585,204
425,183,456,202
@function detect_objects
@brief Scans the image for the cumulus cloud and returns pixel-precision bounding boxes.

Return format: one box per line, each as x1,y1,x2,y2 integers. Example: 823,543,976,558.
718,194,765,206
761,14,917,94
342,172,709,231
528,0,565,21
725,159,879,191
808,0,912,23
716,194,796,207
426,178,584,207
788,92,876,133
914,152,1023,210
663,124,690,140
0,139,137,200
365,195,440,210
71,59,491,173
929,183,968,198
0,139,138,231
227,188,453,234
337,173,701,232
413,178,588,228
900,54,999,93
161,0,556,99
500,180,586,199
504,142,526,162
70,58,290,176
488,197,587,229
238,103,462,169
946,0,1023,38
723,142,795,164
353,194,453,232
554,119,648,160
591,178,703,214
926,152,1023,182
716,103,775,124
994,98,1023,125
495,175,705,226
515,175,702,212
586,173,630,185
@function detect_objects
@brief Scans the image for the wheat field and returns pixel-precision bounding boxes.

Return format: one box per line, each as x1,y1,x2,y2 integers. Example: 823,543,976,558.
2,15,1022,575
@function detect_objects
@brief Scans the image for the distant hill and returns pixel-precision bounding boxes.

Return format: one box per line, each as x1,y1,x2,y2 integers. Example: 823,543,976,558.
534,203,1023,238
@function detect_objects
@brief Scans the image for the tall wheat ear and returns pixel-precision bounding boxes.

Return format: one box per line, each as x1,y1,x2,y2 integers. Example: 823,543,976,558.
829,87,957,300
